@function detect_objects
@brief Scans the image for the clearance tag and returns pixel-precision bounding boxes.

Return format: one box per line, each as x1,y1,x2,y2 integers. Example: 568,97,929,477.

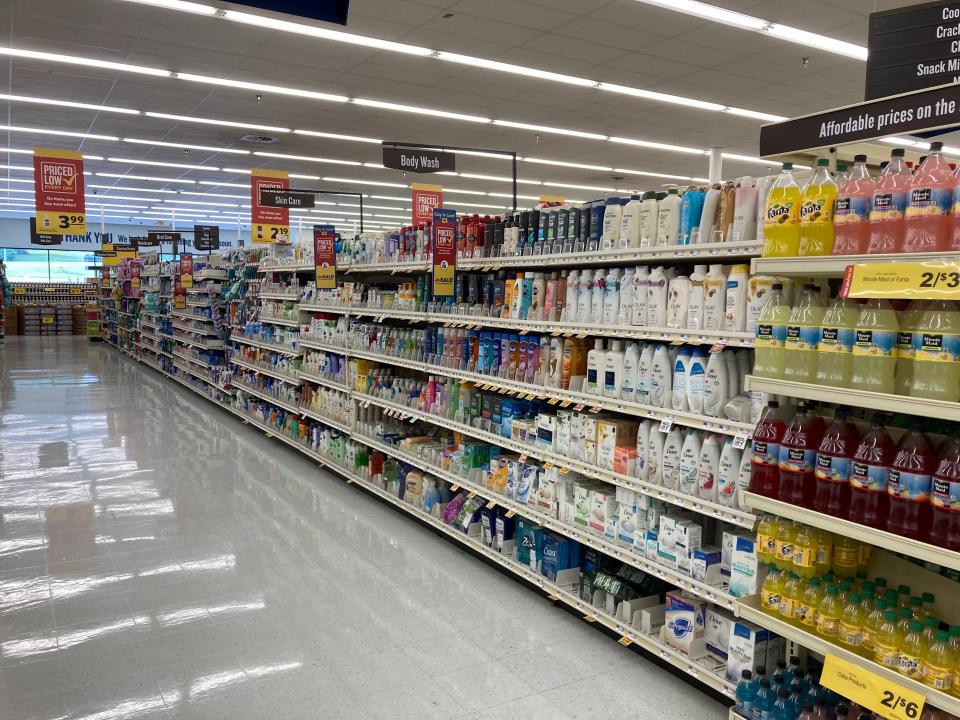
842,261,960,300
820,654,924,720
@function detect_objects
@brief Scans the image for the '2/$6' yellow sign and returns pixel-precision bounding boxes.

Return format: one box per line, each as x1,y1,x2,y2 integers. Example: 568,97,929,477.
820,654,925,720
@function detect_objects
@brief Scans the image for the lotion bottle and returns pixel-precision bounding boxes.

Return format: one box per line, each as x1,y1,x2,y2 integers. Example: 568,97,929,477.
679,430,703,496
687,264,707,331
603,339,625,398
637,342,655,405
687,347,707,415
651,343,673,408
646,266,668,328
631,266,649,326
667,273,690,329
661,427,684,490
603,267,622,326
672,346,691,412
717,437,742,508
697,433,721,502
703,264,727,331
621,341,640,402
585,339,605,395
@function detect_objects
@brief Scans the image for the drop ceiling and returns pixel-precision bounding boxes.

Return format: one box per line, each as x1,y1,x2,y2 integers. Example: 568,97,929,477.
0,0,920,229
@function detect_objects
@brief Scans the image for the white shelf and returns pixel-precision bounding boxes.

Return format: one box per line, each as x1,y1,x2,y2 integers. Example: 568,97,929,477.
298,370,351,394
230,356,301,385
736,594,960,717
170,310,215,323
745,374,960,422
140,342,173,359
172,321,220,337
171,349,220,369
233,382,302,414
173,335,224,351
231,333,302,356
194,268,228,280
341,258,428,273
258,261,314,272
297,405,351,432
751,250,960,277
259,314,302,328
259,291,301,301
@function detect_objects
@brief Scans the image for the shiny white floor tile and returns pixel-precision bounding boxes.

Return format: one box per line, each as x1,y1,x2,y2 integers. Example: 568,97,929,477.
0,339,729,719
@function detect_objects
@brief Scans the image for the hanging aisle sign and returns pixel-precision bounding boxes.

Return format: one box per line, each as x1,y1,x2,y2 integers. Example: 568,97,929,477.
251,169,290,244
313,225,337,289
194,225,220,251
431,208,456,297
180,253,194,289
33,148,86,236
382,147,455,174
174,276,186,309
412,184,442,226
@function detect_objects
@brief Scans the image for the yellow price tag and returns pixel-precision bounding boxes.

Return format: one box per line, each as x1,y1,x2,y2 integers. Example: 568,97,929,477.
505,510,515,518
547,398,559,405
69,288,82,295
519,329,529,335
467,491,477,499
449,484,460,492
583,615,596,623
254,223,290,245
559,400,572,408
820,654,925,720
485,499,496,509
42,317,54,325
618,636,632,647
543,461,554,469
12,287,26,295
559,466,570,475
36,210,86,236
525,393,536,400
844,261,960,300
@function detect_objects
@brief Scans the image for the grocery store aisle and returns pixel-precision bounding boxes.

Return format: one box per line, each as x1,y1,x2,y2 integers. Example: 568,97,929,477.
0,338,727,720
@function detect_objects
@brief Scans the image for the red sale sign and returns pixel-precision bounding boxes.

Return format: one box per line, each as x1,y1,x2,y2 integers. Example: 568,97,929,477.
313,225,337,289
33,148,86,235
432,208,456,297
412,183,442,226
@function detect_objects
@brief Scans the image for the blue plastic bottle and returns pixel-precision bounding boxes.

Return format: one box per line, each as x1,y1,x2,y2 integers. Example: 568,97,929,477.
789,682,805,719
772,689,793,720
754,678,774,720
680,188,706,244
750,666,765,705
737,670,756,715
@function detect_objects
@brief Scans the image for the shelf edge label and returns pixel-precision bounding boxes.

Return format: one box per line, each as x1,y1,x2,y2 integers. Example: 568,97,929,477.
820,654,924,720
842,261,960,299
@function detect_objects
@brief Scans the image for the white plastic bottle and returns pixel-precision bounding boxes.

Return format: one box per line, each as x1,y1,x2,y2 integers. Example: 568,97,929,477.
548,336,564,387
687,264,707,331
601,197,623,250
697,433,721,502
724,350,740,398
702,349,729,418
717,437,742,508
678,430,703,497
576,269,593,325
746,274,776,336
585,338,605,394
639,191,659,247
591,271,606,325
671,346,691,412
621,341,640,402
755,176,773,235
631,266,649,326
636,342,655,405
618,268,636,326
647,425,666,486
603,340,625,398
661,427,684,490
724,264,749,333
686,347,707,414
530,272,546,322
650,344,672,408
564,269,579,323
620,194,643,248
603,267,622,326
657,189,681,246
636,419,652,482
703,264,727,331
737,441,752,510
699,185,720,243
731,177,758,242
646,266,668,327
667,274,690,330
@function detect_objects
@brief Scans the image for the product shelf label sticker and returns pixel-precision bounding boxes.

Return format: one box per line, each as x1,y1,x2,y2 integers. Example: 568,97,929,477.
841,261,960,300
820,654,924,720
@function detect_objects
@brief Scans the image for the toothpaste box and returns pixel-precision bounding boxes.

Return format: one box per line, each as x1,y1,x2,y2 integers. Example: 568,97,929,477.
663,591,707,658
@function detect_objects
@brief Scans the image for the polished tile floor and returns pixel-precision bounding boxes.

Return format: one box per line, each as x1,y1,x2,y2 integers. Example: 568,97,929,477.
0,338,728,720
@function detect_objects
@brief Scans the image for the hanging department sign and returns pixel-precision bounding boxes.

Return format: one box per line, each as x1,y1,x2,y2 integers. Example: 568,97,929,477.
313,225,337,289
431,208,456,297
382,147,455,174
412,184,443,226
33,148,86,236
251,169,290,244
194,225,220,251
145,231,180,247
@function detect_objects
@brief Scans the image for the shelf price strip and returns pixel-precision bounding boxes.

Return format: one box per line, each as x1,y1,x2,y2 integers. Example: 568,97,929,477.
841,261,960,300
820,655,924,720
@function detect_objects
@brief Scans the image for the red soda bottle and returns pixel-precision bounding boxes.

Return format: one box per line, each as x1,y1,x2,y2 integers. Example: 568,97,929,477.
749,400,786,498
930,433,960,551
778,402,826,506
848,416,894,528
813,408,860,518
887,422,935,540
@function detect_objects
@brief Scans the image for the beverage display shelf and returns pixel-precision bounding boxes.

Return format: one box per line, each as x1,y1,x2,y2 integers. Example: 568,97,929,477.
233,381,302,415
231,334,302,356
170,310,215,323
297,406,351,433
297,303,752,347
259,291,301,301
258,261,314,272
751,250,960,277
742,491,960,572
744,375,960,422
298,371,352,394
735,593,960,717
259,314,302,328
353,389,737,608
171,349,218,369
304,336,753,438
230,356,301,385
171,321,220,337
173,335,224,351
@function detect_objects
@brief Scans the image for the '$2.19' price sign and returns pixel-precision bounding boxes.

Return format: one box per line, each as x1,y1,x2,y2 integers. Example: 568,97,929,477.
820,654,924,720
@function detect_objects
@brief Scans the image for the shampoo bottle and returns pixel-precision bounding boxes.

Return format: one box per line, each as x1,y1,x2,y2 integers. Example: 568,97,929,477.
620,194,643,248
601,197,623,250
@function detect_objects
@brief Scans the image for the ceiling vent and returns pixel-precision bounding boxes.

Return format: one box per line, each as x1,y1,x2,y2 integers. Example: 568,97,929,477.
240,134,278,144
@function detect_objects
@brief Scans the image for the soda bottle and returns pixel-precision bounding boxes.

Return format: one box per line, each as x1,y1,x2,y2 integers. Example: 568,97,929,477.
783,284,825,383
904,142,954,252
814,527,834,577
817,584,842,641
911,300,960,402
775,658,791,688
792,523,817,579
862,598,887,657
779,403,826,506
868,148,911,254
922,591,937,620
751,401,787,498
799,578,822,632
754,678,775,720
798,159,838,256
738,669,757,715
772,687,792,720
899,607,916,634
833,154,873,255
833,534,859,578
848,415,894,528
816,295,859,388
754,282,790,379
875,609,904,669
898,585,913,609
899,620,929,681
923,615,940,645
775,520,798,569
839,592,866,656
814,408,860,518
762,564,786,615
850,299,899,395
887,422,934,540
782,572,804,626
837,578,853,606
764,163,802,257
757,514,779,566
857,543,872,577
931,432,960,551
923,629,956,691
895,300,928,396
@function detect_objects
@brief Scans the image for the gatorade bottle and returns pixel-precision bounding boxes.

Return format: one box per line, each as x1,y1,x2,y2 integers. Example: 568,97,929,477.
816,295,859,388
754,282,789,379
799,159,838,256
887,422,934,541
814,409,860,518
911,300,960,402
763,163,802,257
783,284,826,383
904,142,954,252
850,299,899,395
754,679,774,720
931,432,960,551
833,154,873,255
899,620,929,680
874,609,903,669
868,148,911,254
896,300,928,396
750,401,787,498
848,415,894,528
839,592,866,656
779,403,826,506
757,514,779,567
924,629,956,691
817,584,842,641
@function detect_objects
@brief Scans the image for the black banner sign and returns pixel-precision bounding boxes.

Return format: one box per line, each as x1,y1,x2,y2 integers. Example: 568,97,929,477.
94,251,117,258
145,231,181,246
29,217,61,246
194,225,220,251
382,146,455,174
259,188,315,208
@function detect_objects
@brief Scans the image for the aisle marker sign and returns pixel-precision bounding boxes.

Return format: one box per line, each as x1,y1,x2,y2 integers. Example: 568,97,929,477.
431,208,456,297
313,225,337,289
412,183,442,226
251,169,290,244
820,654,924,720
841,261,960,300
180,253,193,289
33,148,85,236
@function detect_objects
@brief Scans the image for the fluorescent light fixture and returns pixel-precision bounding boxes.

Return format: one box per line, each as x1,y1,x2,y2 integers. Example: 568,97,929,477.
0,47,171,76
120,0,215,13
0,178,35,184
0,93,140,115
97,172,196,183
493,120,605,140
199,181,247,188
724,107,787,122
108,157,219,171
766,24,867,61
289,173,321,180
145,112,290,133
162,199,237,207
363,163,384,169
431,148,514,160
122,138,250,155
598,83,724,111
86,203,153,210
88,184,177,194
293,129,381,143
0,124,119,141
252,151,360,166
322,177,406,188
374,213,411,220
220,168,251,174
523,157,613,172
180,192,247,199
544,181,617,192
0,164,32,172
87,195,161,202
487,192,542,200
458,173,520,183
608,136,705,155
435,52,595,87
175,73,348,103
613,167,698,181
352,98,490,124
0,188,34,194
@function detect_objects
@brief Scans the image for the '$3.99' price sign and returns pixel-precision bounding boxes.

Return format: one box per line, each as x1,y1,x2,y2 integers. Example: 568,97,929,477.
820,654,925,720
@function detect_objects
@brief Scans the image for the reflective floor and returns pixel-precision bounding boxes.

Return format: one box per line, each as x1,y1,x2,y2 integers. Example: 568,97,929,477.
0,338,727,720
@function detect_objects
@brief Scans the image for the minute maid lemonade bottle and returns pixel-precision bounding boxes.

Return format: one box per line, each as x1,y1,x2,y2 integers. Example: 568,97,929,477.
798,159,838,256
763,163,801,257
910,300,960,403
850,299,899,395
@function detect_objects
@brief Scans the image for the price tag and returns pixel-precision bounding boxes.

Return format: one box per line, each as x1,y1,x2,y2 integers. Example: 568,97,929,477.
843,260,960,300
670,338,685,346
583,615,596,623
467,491,477,499
525,393,537,401
543,461,554,469
547,398,559,405
573,403,585,412
618,636,633,647
69,288,82,296
42,317,54,325
450,483,460,492
518,454,527,463
519,329,529,335
659,418,673,433
551,331,561,337
575,333,587,339
505,509,516,518
733,431,749,450
485,499,496,509
820,654,924,720
710,342,726,353
589,407,602,414
12,287,25,296
559,400,572,408
559,466,570,475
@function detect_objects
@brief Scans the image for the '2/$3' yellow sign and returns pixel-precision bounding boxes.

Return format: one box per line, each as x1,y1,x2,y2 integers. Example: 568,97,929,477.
842,261,960,300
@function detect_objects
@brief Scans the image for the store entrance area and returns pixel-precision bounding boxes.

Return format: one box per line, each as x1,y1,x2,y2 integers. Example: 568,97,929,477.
0,338,725,720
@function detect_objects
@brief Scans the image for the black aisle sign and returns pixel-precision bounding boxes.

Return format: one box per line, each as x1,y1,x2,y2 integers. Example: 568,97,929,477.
259,188,315,208
29,217,61,246
145,231,181,246
760,81,960,157
194,225,220,251
866,2,960,100
129,236,148,249
382,146,455,173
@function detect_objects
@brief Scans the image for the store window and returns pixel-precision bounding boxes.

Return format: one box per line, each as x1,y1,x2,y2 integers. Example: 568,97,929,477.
0,248,97,282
